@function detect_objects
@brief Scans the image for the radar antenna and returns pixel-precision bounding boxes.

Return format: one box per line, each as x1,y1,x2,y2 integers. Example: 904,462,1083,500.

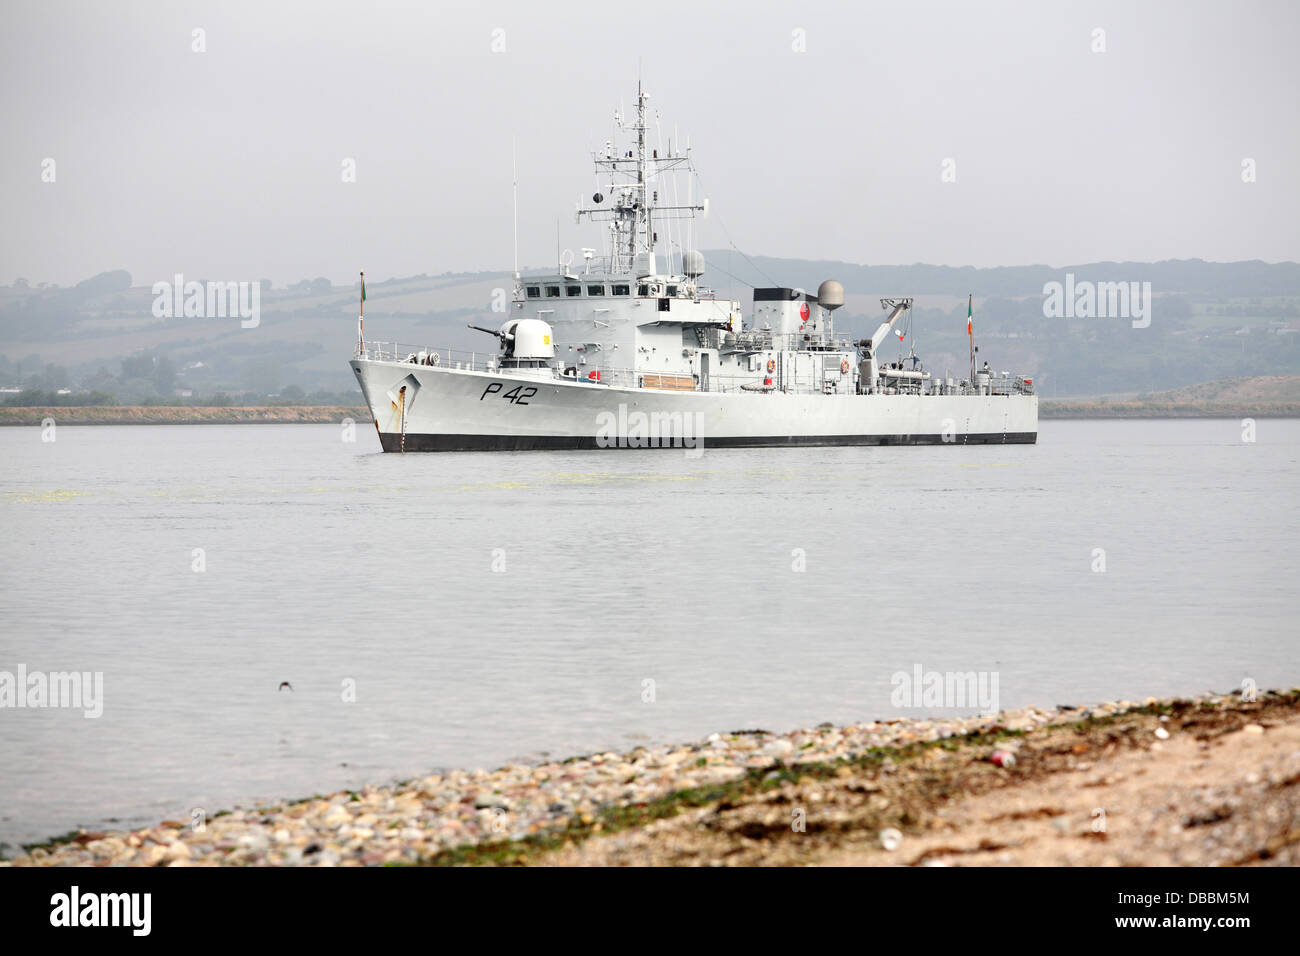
575,81,706,275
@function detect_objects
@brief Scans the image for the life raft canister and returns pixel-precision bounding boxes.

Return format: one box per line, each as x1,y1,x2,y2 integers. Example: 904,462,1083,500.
840,358,851,375
766,358,776,374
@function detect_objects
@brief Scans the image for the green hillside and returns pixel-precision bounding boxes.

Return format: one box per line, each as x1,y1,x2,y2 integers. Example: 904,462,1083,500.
2,259,1297,404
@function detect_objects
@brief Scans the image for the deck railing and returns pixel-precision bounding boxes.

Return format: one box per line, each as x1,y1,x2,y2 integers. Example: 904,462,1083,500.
359,342,497,371
357,341,1035,397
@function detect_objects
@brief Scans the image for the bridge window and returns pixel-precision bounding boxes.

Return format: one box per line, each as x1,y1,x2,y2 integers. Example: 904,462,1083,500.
587,284,605,296
526,286,540,298
612,284,630,296
545,285,561,297
638,284,649,296
667,285,678,296
566,285,582,296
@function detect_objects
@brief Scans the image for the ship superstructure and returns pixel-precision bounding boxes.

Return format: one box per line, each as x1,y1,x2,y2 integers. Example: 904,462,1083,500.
350,84,1037,452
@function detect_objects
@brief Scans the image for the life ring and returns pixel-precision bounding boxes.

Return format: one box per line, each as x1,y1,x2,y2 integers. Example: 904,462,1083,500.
766,358,776,374
840,358,850,375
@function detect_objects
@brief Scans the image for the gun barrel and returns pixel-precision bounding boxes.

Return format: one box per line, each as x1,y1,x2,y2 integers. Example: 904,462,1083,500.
467,323,512,341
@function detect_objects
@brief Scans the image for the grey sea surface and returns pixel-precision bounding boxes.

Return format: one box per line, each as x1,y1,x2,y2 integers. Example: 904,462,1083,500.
1,419,1296,849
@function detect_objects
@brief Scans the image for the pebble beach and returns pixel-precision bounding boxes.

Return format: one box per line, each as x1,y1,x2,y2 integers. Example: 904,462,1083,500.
8,689,1298,867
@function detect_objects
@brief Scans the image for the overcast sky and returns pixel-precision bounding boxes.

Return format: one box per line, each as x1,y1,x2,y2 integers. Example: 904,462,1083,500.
3,0,1298,287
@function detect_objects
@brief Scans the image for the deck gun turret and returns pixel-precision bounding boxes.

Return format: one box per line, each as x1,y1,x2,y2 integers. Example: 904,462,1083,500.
468,318,556,367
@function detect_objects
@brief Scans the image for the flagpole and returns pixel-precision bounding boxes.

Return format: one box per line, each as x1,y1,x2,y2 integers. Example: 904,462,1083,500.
967,293,974,386
357,270,365,355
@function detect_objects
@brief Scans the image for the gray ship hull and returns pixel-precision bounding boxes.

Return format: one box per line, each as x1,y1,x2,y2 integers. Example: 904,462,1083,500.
351,358,1038,452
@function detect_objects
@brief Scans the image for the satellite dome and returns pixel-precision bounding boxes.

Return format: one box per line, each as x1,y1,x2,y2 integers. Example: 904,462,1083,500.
683,250,705,277
817,279,844,311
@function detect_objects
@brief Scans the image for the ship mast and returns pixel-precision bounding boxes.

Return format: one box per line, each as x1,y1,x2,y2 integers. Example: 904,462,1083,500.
634,79,647,269
577,83,705,277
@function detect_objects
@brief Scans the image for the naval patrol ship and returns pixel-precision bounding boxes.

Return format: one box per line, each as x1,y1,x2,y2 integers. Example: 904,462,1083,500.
350,85,1037,452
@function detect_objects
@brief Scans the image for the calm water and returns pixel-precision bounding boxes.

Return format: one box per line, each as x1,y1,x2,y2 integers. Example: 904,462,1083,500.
1,419,1297,849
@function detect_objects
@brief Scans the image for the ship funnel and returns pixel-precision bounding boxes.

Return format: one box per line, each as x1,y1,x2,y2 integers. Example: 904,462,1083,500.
817,280,844,311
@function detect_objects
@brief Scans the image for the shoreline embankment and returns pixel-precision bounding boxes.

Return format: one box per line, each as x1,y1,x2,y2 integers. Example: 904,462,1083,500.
0,405,367,425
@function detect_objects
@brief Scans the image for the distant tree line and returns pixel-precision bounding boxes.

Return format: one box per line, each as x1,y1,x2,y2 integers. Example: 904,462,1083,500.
2,389,117,407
